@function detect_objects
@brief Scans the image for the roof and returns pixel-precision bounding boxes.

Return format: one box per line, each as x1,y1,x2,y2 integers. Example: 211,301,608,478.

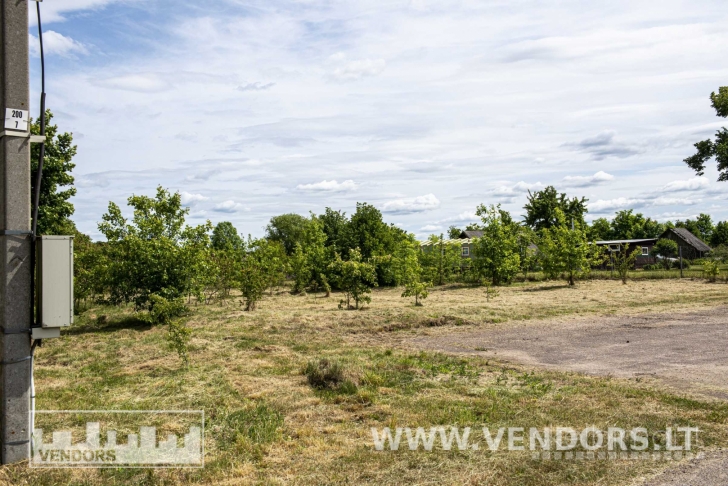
419,238,475,246
595,238,657,245
663,227,712,252
460,230,483,239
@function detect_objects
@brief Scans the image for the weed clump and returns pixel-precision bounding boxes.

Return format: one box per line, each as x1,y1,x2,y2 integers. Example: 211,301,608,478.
303,358,356,393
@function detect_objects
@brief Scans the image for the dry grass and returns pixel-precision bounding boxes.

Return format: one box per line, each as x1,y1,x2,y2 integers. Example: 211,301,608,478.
2,279,727,485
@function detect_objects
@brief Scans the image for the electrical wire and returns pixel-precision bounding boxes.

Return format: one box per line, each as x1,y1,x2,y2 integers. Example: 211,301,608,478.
29,0,47,456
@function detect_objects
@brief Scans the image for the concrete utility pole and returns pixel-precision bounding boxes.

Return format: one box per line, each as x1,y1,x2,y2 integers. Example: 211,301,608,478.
0,0,32,463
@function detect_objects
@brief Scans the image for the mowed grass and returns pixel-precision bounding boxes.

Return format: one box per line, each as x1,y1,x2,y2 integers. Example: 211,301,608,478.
2,279,727,485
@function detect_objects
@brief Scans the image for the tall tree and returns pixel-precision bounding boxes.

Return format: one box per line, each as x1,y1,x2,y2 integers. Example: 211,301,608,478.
684,87,728,181
523,186,588,231
265,213,309,255
610,210,666,240
320,207,350,258
211,221,243,251
447,225,462,239
588,217,612,241
30,110,77,235
711,221,728,247
676,214,714,243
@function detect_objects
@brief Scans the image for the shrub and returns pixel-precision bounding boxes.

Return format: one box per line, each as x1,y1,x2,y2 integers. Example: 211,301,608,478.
145,295,191,365
704,260,720,282
303,359,346,390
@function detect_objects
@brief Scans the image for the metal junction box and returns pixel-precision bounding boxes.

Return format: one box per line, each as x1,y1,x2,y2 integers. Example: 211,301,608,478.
36,235,74,328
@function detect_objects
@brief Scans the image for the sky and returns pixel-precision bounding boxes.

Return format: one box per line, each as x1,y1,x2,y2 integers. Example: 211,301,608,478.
28,0,728,240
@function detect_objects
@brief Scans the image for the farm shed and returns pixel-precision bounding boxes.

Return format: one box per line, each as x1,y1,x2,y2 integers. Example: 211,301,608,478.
595,239,657,269
658,227,712,260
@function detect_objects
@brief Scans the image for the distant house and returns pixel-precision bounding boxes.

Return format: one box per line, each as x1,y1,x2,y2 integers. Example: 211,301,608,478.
595,238,657,269
420,235,476,259
659,227,712,260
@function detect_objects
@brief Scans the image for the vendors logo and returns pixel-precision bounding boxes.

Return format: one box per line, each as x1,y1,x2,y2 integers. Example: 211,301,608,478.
31,410,204,468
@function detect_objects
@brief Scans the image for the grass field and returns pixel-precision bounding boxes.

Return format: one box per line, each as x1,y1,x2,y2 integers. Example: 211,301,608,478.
2,278,727,485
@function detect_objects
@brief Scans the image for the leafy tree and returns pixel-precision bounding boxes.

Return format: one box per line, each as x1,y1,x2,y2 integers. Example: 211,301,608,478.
419,234,463,285
610,210,666,240
703,260,720,282
212,221,243,251
447,226,462,239
320,207,350,258
676,214,713,243
329,248,377,310
684,86,728,181
239,238,286,310
393,239,430,306
98,186,211,309
517,226,538,279
290,214,330,295
347,203,389,260
73,231,106,310
613,245,641,284
472,205,521,285
30,110,77,235
711,221,728,247
588,217,612,241
651,238,679,270
265,213,309,255
709,244,728,262
523,186,588,231
537,209,605,285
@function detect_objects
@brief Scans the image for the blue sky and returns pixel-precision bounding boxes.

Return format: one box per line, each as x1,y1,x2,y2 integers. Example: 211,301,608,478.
29,0,728,239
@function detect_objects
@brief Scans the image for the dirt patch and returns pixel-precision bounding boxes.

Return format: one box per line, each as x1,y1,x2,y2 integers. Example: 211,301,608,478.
635,451,728,486
410,306,728,401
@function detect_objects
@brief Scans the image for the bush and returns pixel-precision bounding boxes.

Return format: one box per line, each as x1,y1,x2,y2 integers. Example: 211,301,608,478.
704,260,720,282
145,295,191,365
303,359,347,390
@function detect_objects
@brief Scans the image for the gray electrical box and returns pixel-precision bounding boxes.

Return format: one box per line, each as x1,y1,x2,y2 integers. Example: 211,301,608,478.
36,235,74,328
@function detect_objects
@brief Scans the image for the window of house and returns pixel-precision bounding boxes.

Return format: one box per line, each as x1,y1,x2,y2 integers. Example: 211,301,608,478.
642,247,649,256
462,246,470,257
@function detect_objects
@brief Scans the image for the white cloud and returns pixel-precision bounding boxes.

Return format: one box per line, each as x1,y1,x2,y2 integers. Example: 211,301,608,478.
589,198,646,213
492,181,543,196
180,192,208,205
95,74,169,93
329,53,386,81
296,180,357,192
382,194,440,214
29,31,87,57
420,224,441,231
30,0,126,25
439,211,479,224
237,82,275,92
213,200,246,213
562,171,615,187
662,176,709,192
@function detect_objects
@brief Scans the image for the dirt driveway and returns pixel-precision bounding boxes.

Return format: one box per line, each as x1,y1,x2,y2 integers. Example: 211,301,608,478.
410,305,728,485
410,305,728,400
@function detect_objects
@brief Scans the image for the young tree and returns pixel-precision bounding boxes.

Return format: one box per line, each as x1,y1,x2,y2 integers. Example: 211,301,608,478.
30,110,77,235
98,186,210,309
613,245,641,284
651,238,679,270
329,248,377,310
684,86,728,181
472,205,521,286
537,209,605,286
239,238,287,310
419,234,463,285
393,239,430,306
290,214,330,295
523,186,588,231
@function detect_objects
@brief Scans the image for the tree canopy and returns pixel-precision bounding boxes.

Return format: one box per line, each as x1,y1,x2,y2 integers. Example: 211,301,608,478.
31,110,77,235
684,86,728,181
523,186,588,231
